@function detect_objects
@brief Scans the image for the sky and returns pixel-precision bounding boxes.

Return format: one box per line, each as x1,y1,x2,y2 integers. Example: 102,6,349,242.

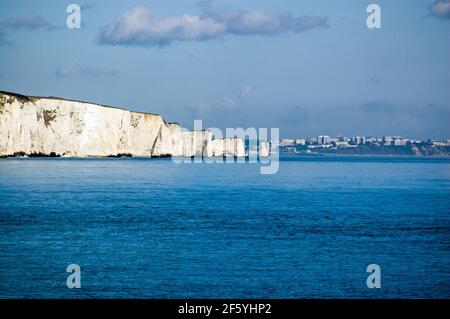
0,0,449,139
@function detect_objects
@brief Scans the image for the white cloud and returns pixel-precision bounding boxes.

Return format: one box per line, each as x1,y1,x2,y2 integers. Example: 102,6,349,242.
431,0,450,19
98,6,328,47
98,6,225,46
205,8,328,35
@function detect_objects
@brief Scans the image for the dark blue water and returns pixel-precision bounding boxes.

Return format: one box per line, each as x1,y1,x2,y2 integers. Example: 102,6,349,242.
0,156,449,298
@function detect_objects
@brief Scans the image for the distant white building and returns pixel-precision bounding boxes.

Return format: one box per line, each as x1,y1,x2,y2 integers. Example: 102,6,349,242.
393,138,407,146
383,136,401,146
295,139,306,145
317,135,331,145
308,137,318,144
280,139,295,146
351,136,366,145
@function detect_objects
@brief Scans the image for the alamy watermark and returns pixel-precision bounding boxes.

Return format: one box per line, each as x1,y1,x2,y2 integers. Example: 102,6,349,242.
170,120,280,175
66,264,81,289
366,264,381,289
367,4,381,29
66,4,81,29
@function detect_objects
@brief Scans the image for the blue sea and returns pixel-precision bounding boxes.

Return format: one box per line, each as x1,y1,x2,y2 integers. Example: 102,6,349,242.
0,156,449,298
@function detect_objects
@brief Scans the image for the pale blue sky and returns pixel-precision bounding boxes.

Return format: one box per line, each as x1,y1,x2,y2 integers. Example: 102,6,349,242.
0,0,449,138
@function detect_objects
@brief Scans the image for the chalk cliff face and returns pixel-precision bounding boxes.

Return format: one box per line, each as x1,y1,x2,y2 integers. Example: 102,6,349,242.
210,138,245,157
0,91,251,158
151,123,213,157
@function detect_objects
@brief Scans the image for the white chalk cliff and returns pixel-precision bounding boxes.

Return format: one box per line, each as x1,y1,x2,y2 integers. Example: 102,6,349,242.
0,91,264,158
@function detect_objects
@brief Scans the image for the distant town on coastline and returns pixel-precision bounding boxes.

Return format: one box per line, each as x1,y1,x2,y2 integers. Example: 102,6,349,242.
278,136,450,156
